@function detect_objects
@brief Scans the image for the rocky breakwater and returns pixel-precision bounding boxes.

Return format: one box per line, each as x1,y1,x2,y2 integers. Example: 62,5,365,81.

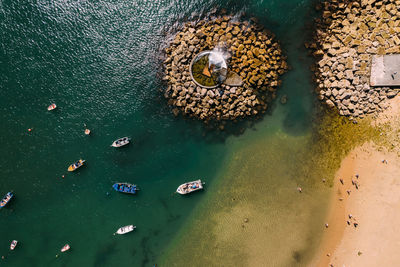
309,0,399,119
162,16,288,121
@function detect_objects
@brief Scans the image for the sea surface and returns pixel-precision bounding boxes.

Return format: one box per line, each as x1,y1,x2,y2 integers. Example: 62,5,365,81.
0,0,332,266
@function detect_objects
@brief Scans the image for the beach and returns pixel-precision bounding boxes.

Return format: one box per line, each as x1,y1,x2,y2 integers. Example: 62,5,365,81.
312,96,400,266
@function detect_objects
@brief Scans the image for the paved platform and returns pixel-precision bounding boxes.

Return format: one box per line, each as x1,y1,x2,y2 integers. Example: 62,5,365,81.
370,54,400,86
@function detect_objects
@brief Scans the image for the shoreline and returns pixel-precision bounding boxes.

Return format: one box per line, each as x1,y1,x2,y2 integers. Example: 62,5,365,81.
311,96,400,266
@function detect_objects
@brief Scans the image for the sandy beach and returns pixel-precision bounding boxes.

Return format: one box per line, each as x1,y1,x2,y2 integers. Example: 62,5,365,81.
312,96,400,267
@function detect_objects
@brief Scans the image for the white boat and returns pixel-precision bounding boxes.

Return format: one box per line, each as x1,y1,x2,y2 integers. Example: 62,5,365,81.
10,240,17,250
176,179,203,195
61,244,70,252
111,137,130,148
115,225,136,235
47,103,57,111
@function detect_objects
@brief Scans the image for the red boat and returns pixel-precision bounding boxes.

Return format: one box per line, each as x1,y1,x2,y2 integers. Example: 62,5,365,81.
47,103,57,111
61,244,70,252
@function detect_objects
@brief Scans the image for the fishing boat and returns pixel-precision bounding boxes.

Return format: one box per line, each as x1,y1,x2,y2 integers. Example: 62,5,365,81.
112,183,138,194
47,103,57,111
111,137,130,148
0,192,13,209
176,179,203,195
67,159,85,172
10,240,17,250
61,244,70,252
115,225,136,235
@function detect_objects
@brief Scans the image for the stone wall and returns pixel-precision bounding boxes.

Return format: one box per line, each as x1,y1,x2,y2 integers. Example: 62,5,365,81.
309,0,399,119
163,15,287,121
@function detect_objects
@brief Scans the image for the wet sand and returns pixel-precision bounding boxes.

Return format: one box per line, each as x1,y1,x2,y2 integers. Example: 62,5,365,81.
312,96,400,266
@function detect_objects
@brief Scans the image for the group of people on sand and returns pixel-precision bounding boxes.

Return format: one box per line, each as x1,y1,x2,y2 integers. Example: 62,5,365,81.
338,174,360,228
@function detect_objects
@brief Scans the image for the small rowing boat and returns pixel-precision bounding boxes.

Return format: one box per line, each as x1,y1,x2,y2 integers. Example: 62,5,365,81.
0,192,13,209
47,103,57,111
10,240,18,250
176,180,203,195
115,225,136,235
61,244,70,252
113,183,138,194
111,137,130,148
68,159,85,172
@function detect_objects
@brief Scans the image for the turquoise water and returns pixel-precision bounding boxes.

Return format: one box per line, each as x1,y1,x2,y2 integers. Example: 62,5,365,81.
0,0,319,266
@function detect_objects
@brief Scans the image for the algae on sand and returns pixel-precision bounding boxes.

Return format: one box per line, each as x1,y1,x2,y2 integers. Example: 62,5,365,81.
159,112,382,267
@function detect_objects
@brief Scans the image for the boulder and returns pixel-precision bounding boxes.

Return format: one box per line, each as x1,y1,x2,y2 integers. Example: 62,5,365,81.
387,91,398,98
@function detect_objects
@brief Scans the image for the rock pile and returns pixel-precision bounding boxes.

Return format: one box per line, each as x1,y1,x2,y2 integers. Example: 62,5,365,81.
309,0,399,119
163,15,287,121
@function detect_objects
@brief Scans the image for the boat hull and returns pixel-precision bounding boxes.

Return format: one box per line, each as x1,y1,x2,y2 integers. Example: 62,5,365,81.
61,244,70,252
111,137,130,147
176,180,203,195
47,104,57,111
116,225,136,235
67,159,85,172
113,183,137,194
0,192,13,209
10,240,17,250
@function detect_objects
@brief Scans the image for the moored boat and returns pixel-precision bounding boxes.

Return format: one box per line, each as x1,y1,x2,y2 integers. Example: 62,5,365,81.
176,180,203,195
115,225,136,235
61,244,70,252
10,240,18,250
111,137,130,148
112,183,138,194
67,159,85,172
47,103,57,111
0,192,13,209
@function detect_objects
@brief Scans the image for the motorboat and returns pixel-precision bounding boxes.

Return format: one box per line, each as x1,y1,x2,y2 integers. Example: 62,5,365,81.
0,192,13,209
10,240,17,250
113,183,138,194
176,180,203,195
61,244,70,252
47,103,57,111
111,137,130,148
115,225,136,235
68,159,85,172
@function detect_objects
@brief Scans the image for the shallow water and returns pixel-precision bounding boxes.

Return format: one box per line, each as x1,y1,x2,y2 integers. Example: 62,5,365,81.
0,0,352,266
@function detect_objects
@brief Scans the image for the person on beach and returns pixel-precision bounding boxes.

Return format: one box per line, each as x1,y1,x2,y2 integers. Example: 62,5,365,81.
346,190,351,195
339,178,344,185
297,187,302,193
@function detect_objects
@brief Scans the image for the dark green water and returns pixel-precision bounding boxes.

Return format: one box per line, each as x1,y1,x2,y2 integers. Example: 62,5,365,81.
0,0,321,266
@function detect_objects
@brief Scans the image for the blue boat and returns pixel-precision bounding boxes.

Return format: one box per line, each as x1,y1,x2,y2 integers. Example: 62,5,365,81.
0,192,13,209
113,183,138,194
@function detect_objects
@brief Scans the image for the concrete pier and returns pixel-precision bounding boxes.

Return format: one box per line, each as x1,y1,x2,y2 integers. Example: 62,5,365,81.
370,55,400,87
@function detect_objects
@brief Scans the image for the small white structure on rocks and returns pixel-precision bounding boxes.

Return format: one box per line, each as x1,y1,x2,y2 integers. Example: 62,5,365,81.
370,55,400,86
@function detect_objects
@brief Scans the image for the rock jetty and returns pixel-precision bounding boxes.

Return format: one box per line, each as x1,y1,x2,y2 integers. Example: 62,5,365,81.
163,15,287,121
309,0,399,119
